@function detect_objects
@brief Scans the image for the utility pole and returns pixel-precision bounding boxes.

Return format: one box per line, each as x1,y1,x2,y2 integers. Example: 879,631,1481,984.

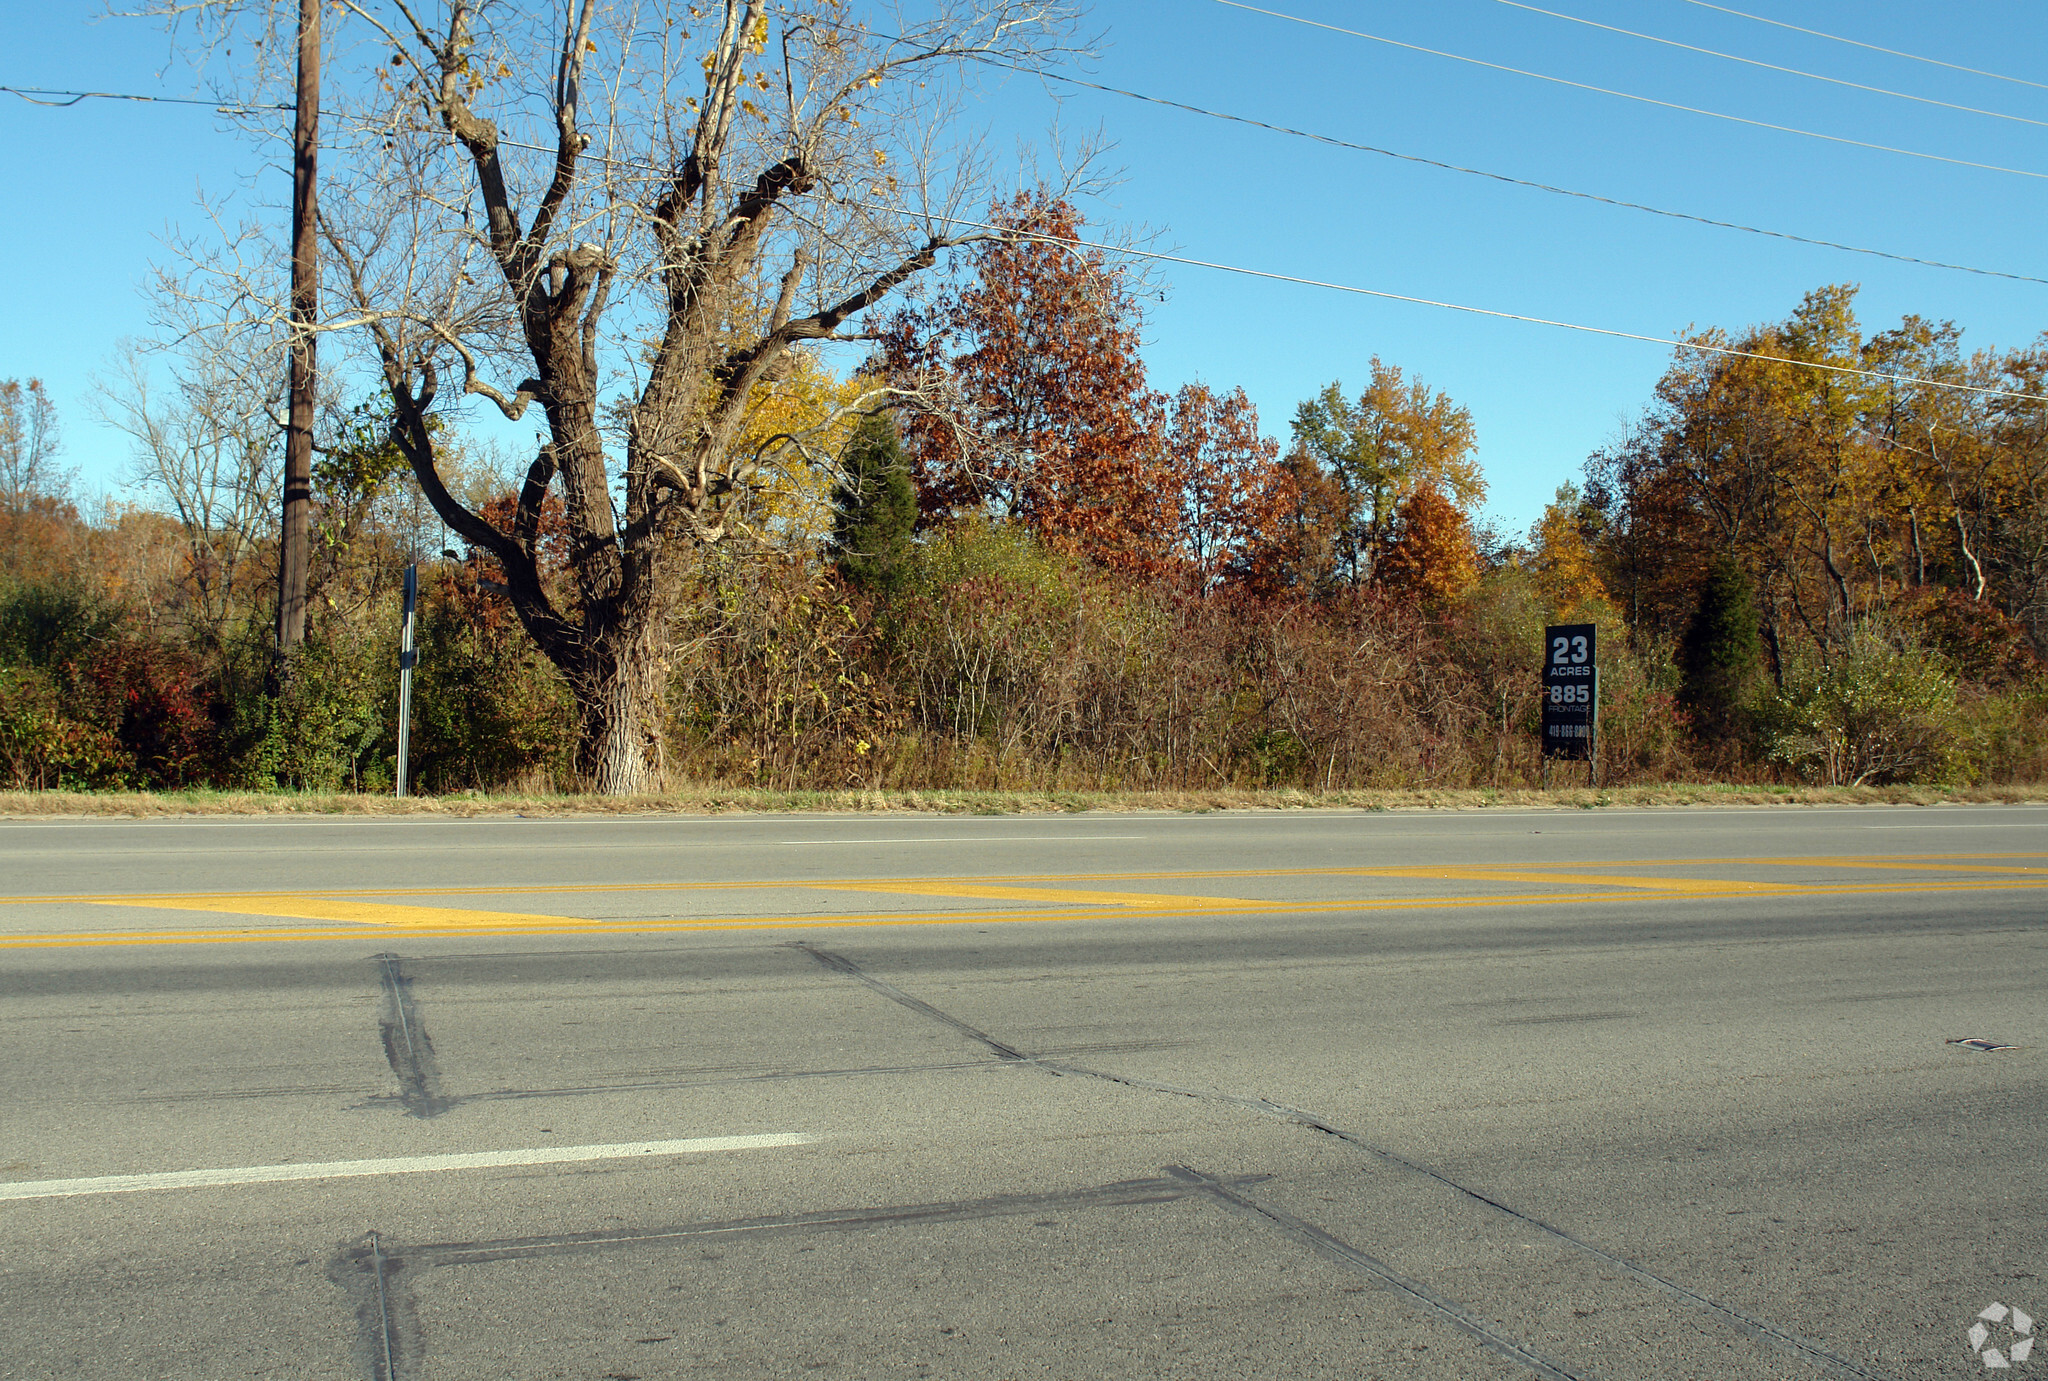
277,0,319,652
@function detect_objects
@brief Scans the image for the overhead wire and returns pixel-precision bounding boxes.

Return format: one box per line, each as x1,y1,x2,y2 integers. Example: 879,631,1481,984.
1489,0,2048,128
822,197,2048,406
15,67,2046,287
1206,0,2048,181
0,84,280,110
1678,0,2048,95
993,62,2048,286
8,84,2045,405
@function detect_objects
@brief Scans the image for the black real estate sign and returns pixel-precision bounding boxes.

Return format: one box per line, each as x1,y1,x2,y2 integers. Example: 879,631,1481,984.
1542,623,1597,761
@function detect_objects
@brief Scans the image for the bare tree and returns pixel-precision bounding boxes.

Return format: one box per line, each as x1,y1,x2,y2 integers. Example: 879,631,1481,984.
0,378,66,520
96,339,283,645
148,0,1085,792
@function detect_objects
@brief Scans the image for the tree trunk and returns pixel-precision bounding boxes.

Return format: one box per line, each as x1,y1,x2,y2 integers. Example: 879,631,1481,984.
572,629,665,796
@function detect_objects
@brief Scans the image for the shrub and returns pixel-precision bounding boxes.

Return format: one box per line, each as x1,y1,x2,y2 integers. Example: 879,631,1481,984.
250,634,394,792
409,566,575,791
0,665,129,788
1760,624,1962,785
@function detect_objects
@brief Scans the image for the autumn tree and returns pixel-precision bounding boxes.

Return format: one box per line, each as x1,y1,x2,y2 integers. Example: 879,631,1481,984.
1290,361,1482,584
159,0,1083,793
0,380,64,524
1527,481,1611,616
0,379,73,579
884,190,1171,575
1586,285,2048,673
96,343,283,647
1377,485,1477,604
1161,383,1288,594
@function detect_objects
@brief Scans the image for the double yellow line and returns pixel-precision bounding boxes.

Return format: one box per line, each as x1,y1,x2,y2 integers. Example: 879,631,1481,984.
0,853,2040,949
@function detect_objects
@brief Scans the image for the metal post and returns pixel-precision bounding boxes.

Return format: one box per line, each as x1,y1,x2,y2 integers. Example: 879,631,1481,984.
1590,666,1602,788
396,564,417,798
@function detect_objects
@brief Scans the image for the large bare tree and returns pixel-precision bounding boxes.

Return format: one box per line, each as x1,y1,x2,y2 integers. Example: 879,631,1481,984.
156,0,1081,792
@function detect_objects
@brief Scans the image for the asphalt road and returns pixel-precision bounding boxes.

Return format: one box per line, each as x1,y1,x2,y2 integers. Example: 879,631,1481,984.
1,804,2043,1380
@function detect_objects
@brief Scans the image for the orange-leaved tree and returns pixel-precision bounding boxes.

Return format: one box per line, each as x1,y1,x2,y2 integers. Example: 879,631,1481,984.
1162,383,1290,594
1290,361,1483,584
1378,485,1478,604
884,191,1172,575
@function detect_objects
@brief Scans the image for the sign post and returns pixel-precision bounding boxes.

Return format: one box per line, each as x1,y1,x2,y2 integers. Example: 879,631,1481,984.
1542,623,1598,786
396,563,417,798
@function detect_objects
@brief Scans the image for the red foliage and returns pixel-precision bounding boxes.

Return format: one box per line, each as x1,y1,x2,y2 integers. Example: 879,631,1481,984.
883,191,1175,576
1162,384,1291,594
1903,587,2043,686
464,489,573,630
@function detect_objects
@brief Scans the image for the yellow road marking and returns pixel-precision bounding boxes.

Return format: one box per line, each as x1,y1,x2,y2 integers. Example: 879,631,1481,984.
1785,857,2048,876
806,881,1252,908
83,895,586,928
2,876,2043,950
3,851,2044,909
1369,868,1791,893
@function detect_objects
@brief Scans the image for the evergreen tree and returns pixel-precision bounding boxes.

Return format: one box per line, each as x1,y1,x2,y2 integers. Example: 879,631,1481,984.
831,412,918,595
1680,555,1763,746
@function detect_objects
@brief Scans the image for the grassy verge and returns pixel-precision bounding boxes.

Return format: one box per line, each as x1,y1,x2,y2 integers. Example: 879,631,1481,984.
4,782,2048,818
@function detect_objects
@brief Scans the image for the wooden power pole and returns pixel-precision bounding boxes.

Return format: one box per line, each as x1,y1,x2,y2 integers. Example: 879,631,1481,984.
277,0,320,651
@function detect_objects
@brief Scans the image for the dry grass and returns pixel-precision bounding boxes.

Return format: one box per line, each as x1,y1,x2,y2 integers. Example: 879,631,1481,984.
4,782,2048,819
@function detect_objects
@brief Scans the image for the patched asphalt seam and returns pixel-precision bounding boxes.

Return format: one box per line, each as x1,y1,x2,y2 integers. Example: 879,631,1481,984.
393,1173,1269,1268
325,1174,1269,1375
330,1231,415,1381
1170,1165,1593,1381
786,941,1040,1065
792,942,1900,1381
373,954,455,1118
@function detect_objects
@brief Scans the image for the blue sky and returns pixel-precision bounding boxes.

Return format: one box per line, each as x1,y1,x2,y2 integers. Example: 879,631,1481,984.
5,0,2047,534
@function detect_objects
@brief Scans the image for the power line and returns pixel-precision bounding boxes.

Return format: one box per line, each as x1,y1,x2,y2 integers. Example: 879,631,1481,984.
824,197,2048,405
13,79,2045,404
19,65,2047,288
1679,0,2048,95
1491,0,2048,128
1010,63,2048,287
1207,0,2048,181
0,84,283,111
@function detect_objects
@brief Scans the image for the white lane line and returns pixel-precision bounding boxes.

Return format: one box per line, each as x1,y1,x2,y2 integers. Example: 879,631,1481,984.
0,1133,815,1201
777,836,1146,845
1865,823,2048,829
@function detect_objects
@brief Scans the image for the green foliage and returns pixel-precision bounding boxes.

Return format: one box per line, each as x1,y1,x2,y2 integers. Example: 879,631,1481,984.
250,635,394,792
830,412,919,596
408,571,575,791
0,581,124,671
1760,624,1962,785
1952,682,2048,784
316,402,417,507
0,665,128,788
1679,556,1764,750
912,519,1077,601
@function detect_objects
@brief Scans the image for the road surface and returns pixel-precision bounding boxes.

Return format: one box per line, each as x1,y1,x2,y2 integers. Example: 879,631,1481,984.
1,804,2043,1379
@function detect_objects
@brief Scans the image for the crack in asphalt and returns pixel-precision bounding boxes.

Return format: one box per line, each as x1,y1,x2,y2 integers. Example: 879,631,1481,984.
790,941,1900,1381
